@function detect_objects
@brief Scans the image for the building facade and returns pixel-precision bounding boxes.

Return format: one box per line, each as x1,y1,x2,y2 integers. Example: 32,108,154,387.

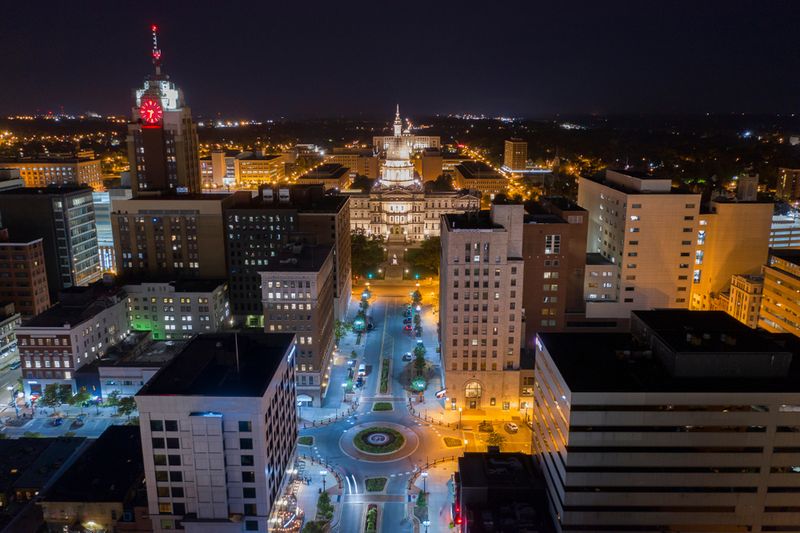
776,167,800,202
297,163,350,191
135,332,297,533
726,273,763,328
327,149,379,179
111,193,239,280
125,280,230,340
17,283,129,396
0,156,102,189
261,245,334,407
453,161,507,204
0,185,102,297
689,198,772,311
234,153,287,187
759,249,800,337
502,138,527,173
578,169,702,318
0,231,51,317
534,310,800,533
127,26,200,196
440,205,524,412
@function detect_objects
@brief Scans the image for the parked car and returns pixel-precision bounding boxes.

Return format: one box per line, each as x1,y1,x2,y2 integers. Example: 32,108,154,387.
51,417,63,427
504,422,519,434
403,324,413,331
403,310,412,317
402,352,412,361
403,318,412,324
9,361,20,370
358,363,366,376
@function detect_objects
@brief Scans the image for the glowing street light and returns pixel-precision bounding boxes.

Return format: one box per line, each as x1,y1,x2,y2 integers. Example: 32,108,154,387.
320,470,328,493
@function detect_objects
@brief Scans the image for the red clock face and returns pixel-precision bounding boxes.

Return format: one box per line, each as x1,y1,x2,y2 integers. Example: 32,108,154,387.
139,99,163,125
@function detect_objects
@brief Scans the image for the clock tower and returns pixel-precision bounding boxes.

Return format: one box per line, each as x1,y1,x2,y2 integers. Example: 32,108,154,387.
126,25,200,197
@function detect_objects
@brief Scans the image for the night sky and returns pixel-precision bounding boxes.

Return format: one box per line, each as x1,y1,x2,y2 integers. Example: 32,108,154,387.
1,1,798,119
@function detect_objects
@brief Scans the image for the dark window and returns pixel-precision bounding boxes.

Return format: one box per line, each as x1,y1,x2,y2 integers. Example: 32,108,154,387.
170,471,183,482
152,437,165,449
165,420,178,431
240,438,253,450
245,521,259,531
239,421,252,432
150,420,164,431
242,471,255,483
157,486,169,497
155,471,168,482
154,454,167,466
172,503,186,515
168,455,181,466
243,487,256,498
171,487,184,498
244,503,257,516
167,438,180,449
241,455,254,466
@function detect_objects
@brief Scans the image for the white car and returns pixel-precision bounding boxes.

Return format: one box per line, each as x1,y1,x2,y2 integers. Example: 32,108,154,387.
402,352,412,361
504,422,519,433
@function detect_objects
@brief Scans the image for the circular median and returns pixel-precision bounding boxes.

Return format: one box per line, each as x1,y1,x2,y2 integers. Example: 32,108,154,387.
340,422,419,462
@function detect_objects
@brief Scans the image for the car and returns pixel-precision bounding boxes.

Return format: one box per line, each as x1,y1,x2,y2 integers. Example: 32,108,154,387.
504,422,519,434
403,310,412,317
51,417,63,427
357,363,366,376
402,353,412,361
403,324,412,331
356,377,364,388
403,318,412,324
9,361,20,370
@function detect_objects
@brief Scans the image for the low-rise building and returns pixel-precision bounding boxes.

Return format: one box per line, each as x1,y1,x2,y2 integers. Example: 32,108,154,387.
39,426,148,533
760,249,800,337
453,161,507,203
776,167,800,202
0,304,20,361
135,332,297,533
234,152,287,186
17,282,129,396
0,156,102,189
726,273,764,328
124,279,229,340
327,148,379,179
261,245,334,407
297,163,350,191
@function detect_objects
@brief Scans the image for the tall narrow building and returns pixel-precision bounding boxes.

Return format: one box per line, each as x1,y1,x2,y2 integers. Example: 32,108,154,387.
503,138,527,173
439,201,524,412
127,25,200,196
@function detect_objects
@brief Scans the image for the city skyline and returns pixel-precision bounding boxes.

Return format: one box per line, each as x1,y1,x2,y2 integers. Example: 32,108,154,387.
2,1,800,118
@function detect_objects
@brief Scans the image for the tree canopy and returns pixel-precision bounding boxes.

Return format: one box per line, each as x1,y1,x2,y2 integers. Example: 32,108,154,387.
406,237,440,275
351,234,384,277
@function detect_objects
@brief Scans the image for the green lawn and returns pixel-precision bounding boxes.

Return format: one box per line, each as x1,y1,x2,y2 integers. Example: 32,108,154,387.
372,402,393,411
298,436,314,446
444,436,463,447
354,427,405,454
365,477,387,492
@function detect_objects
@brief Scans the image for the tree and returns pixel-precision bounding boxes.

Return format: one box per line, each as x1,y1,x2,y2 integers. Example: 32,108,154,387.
301,522,327,533
39,384,60,414
105,390,121,415
416,490,427,508
425,174,454,192
56,385,72,407
406,237,440,275
69,386,91,415
411,290,423,304
351,234,385,278
486,431,506,449
414,351,426,376
334,320,350,344
350,175,375,192
317,491,334,521
118,397,137,420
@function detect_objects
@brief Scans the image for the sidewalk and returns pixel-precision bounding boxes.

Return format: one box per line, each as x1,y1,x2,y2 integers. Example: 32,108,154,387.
411,463,456,533
291,457,343,530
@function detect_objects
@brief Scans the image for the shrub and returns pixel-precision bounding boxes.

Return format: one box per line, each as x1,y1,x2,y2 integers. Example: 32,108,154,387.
365,477,387,492
298,436,314,446
372,402,393,411
444,437,463,447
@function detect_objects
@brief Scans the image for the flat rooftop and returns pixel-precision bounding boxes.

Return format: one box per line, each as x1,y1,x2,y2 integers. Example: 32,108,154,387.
261,244,332,272
443,211,503,231
299,164,349,180
96,335,186,368
586,252,614,266
139,332,294,397
121,277,227,293
43,426,142,503
21,284,124,328
770,248,800,263
0,184,92,196
455,161,504,179
231,186,348,213
459,452,541,489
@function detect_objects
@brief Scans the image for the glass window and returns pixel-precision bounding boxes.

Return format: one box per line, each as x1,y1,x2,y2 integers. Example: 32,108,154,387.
150,420,164,431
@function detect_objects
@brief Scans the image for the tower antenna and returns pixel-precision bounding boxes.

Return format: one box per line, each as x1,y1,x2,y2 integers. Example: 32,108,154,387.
151,24,162,75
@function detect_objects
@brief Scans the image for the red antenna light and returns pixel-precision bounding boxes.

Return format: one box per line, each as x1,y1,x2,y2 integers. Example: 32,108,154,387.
151,24,162,74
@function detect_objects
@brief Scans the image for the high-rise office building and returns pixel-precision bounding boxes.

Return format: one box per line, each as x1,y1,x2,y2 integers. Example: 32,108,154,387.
0,229,50,317
535,309,800,533
503,138,527,173
521,198,587,349
0,185,102,296
690,198,772,310
93,188,133,272
440,203,524,412
224,185,351,324
578,169,702,318
111,193,241,280
127,25,200,196
261,245,334,406
759,249,800,337
135,332,297,533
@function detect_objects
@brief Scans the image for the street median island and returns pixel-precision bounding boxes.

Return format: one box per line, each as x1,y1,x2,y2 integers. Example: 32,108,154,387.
354,427,405,454
372,402,393,411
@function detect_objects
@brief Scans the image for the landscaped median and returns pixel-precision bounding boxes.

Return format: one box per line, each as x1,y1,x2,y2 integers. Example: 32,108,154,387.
364,477,387,492
372,402,393,411
379,357,390,394
353,427,405,454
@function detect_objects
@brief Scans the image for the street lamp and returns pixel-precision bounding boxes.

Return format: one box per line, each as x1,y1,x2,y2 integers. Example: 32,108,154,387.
421,471,428,495
6,386,17,418
320,470,327,493
423,519,430,532
458,407,463,429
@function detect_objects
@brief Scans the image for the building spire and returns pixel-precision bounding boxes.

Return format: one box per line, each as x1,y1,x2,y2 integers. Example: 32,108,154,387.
393,104,402,137
151,24,162,76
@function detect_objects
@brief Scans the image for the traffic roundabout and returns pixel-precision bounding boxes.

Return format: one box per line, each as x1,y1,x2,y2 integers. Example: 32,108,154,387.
340,421,419,462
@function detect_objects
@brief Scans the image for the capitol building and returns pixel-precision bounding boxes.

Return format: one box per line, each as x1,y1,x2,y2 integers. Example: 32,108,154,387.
348,107,480,242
